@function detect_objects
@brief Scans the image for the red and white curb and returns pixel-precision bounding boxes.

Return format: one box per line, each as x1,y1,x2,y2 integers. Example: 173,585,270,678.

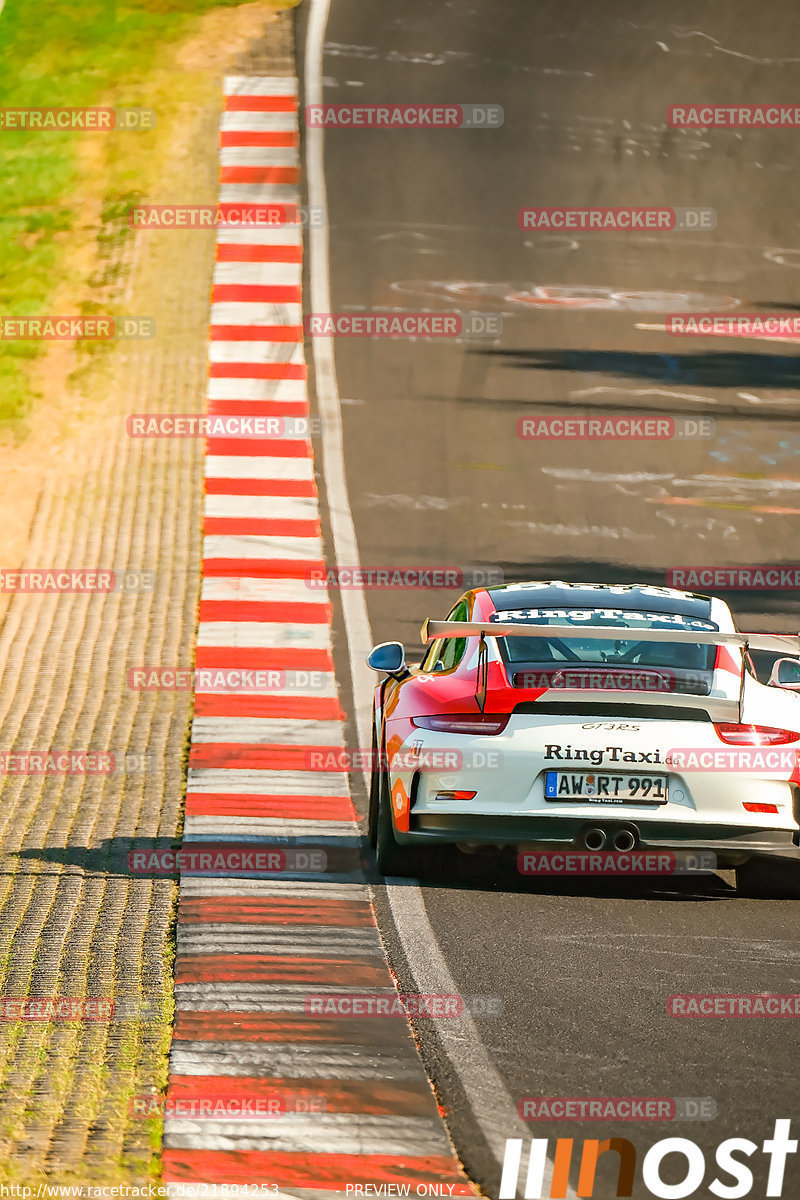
161,76,477,1197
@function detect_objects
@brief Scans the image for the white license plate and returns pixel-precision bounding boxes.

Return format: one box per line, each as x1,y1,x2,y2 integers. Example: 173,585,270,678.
544,771,668,804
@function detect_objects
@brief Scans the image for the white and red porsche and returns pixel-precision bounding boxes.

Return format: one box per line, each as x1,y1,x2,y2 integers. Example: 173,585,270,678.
366,581,800,896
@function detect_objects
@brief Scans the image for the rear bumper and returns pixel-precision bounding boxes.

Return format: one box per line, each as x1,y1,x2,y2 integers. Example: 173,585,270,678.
400,811,800,866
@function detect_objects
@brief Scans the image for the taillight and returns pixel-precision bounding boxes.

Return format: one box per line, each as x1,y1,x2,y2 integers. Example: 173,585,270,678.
413,713,510,735
714,723,800,746
434,791,477,802
743,802,780,814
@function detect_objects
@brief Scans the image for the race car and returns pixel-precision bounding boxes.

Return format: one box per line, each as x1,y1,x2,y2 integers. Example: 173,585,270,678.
366,581,800,896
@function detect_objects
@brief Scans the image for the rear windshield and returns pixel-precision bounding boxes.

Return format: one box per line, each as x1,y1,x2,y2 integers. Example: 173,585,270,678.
491,607,718,677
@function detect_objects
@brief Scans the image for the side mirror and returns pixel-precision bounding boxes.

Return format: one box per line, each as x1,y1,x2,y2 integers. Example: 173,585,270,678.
367,641,406,676
769,657,800,690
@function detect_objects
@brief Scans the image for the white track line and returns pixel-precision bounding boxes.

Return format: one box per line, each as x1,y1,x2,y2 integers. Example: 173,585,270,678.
304,3,578,1194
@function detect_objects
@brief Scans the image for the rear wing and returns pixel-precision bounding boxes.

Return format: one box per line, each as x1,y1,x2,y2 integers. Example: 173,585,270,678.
420,620,800,655
419,620,800,721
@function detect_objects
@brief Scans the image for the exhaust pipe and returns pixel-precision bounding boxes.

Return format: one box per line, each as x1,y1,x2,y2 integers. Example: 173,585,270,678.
584,827,606,851
613,829,637,852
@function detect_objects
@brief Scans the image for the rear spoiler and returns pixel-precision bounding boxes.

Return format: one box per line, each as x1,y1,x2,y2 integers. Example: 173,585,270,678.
419,621,800,721
420,620,800,656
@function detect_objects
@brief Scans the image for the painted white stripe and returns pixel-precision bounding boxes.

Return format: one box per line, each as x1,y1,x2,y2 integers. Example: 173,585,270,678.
174,986,388,1011
204,455,313,480
204,494,318,520
221,112,298,133
203,534,323,561
186,770,348,796
221,146,299,167
224,76,298,96
209,342,302,365
184,817,356,838
179,878,368,900
201,576,323,603
207,378,308,402
219,183,298,204
209,340,303,362
163,1116,449,1156
213,261,301,286
197,623,332,650
191,718,342,745
216,226,302,245
177,925,378,950
170,1042,424,1079
210,301,303,325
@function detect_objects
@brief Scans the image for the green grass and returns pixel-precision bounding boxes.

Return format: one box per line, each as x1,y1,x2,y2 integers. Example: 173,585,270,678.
0,0,297,426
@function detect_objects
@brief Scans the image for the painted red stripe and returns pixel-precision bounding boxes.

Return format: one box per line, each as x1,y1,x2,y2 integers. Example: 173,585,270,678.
184,796,354,822
194,647,331,670
208,360,305,377
220,165,299,185
220,131,297,148
212,284,301,304
194,694,341,720
207,400,308,418
204,438,310,457
201,559,323,579
178,896,368,925
224,95,297,112
216,243,302,263
189,744,342,770
204,518,320,537
174,1011,413,1047
175,955,387,986
166,1074,431,1116
198,601,329,623
210,324,302,341
204,479,316,497
162,1150,472,1190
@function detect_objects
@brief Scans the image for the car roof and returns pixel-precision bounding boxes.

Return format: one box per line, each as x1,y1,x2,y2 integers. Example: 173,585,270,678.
485,581,714,621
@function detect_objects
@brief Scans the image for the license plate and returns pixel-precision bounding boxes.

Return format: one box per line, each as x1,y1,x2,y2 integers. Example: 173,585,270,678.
544,771,668,804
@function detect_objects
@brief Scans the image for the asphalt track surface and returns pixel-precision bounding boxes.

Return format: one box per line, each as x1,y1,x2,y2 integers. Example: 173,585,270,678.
298,3,800,1197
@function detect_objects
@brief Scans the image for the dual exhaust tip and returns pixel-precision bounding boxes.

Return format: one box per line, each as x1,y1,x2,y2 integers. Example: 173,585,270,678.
584,827,637,852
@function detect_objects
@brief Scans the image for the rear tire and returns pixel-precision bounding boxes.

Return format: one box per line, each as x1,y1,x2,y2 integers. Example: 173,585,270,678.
736,855,800,899
375,761,419,877
367,720,380,848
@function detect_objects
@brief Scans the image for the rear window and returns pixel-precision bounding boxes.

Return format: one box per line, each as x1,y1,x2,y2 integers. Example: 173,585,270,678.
489,607,719,688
